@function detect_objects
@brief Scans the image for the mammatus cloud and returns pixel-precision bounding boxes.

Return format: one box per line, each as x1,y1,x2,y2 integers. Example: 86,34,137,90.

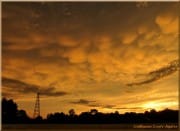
2,77,68,96
155,10,178,34
127,60,179,86
2,2,179,116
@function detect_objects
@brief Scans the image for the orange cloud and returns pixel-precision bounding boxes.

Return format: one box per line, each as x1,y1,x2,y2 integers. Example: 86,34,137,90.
122,32,138,44
57,35,80,47
156,13,178,34
64,47,88,64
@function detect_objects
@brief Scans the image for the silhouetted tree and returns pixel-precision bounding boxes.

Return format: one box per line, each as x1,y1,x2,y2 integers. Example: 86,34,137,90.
90,109,98,115
16,109,30,123
115,111,119,115
69,109,75,116
34,116,43,123
47,112,67,123
2,98,18,123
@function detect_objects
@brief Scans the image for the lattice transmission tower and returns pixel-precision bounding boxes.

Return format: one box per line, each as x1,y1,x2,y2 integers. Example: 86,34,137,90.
33,92,40,118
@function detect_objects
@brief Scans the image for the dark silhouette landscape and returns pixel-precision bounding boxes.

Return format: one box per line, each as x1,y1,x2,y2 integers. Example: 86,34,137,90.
2,98,179,124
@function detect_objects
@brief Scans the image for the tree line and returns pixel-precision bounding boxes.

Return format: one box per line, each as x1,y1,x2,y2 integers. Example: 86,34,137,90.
2,98,178,124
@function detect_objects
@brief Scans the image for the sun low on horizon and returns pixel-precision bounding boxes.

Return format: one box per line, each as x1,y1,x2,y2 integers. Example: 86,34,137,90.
2,2,179,118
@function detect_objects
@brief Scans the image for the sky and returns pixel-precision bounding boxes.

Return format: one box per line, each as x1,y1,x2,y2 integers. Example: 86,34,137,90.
2,2,179,118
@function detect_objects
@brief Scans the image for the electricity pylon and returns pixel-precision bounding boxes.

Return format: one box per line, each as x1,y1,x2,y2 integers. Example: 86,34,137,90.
33,92,40,118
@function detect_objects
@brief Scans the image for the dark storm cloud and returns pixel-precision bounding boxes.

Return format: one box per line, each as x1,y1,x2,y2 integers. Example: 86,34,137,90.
87,104,141,110
102,105,115,109
70,99,112,108
114,107,142,110
127,60,179,86
33,72,48,81
70,99,116,109
88,104,101,107
2,77,68,97
70,99,96,105
2,92,14,97
2,2,174,44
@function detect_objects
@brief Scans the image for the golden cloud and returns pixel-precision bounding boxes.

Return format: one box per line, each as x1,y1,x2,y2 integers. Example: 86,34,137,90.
121,32,138,44
156,13,178,34
57,35,80,47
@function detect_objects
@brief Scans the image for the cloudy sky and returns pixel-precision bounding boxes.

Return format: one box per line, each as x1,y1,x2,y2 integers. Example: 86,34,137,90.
2,2,179,118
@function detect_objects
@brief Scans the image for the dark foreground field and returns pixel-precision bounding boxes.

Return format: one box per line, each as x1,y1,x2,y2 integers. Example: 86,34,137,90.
2,124,179,131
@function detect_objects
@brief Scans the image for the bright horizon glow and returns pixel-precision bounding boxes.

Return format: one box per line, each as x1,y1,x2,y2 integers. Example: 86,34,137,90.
142,101,178,111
